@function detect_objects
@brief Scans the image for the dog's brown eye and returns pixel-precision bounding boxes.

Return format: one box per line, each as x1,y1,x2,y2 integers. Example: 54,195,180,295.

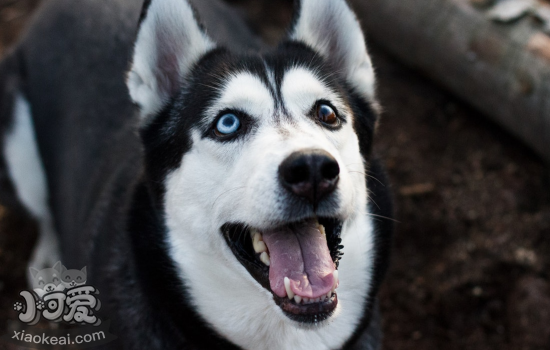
317,104,337,125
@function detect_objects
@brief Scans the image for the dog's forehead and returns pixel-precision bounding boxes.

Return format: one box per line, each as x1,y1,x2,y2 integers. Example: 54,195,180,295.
212,71,275,118
208,64,341,123
281,67,345,118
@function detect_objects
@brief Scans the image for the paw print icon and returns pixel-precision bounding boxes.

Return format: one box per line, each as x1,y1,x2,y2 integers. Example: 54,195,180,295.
13,302,23,312
36,300,45,311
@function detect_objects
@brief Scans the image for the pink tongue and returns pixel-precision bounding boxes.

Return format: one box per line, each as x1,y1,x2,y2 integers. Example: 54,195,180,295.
262,219,335,299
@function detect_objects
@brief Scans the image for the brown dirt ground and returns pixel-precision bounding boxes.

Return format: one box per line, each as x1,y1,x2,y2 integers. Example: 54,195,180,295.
1,1,550,349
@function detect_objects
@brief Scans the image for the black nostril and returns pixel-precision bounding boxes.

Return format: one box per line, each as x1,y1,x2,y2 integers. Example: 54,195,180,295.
321,158,340,181
279,149,340,207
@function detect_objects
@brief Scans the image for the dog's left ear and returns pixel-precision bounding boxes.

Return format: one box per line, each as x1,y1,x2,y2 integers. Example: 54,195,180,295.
52,261,62,273
127,0,215,124
290,0,375,99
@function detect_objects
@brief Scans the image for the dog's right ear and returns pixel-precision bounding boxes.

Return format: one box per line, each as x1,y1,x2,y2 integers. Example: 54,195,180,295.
127,0,215,125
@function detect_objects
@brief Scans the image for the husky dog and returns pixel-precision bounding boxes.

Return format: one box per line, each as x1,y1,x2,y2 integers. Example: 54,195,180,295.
0,0,393,348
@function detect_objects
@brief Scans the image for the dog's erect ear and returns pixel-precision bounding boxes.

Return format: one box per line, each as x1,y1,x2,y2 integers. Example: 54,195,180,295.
290,0,375,99
52,261,62,273
29,267,39,279
127,0,215,124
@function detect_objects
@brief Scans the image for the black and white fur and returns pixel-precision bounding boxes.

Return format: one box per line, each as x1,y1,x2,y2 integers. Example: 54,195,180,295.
0,0,393,349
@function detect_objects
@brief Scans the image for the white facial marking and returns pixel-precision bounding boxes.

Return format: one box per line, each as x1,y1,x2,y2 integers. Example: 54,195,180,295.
204,72,274,126
281,67,350,123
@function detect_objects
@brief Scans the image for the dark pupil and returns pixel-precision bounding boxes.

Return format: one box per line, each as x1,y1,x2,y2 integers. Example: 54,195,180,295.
77,277,82,281
223,116,235,127
319,106,335,123
66,276,70,280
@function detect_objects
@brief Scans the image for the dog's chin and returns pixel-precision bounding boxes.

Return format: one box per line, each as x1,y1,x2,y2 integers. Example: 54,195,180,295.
221,217,344,324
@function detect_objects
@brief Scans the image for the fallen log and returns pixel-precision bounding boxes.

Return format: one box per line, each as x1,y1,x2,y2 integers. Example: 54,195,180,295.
352,0,550,163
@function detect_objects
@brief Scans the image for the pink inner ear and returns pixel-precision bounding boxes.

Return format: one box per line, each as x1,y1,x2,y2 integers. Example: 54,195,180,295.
154,29,182,99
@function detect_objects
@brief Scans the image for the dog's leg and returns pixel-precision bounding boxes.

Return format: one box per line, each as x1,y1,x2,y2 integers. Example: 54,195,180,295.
3,92,60,279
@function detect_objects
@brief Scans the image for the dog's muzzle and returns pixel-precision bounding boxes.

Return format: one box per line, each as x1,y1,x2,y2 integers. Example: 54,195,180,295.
222,149,345,324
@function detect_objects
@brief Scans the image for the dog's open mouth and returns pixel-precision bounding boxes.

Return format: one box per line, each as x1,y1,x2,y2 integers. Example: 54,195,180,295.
222,217,343,323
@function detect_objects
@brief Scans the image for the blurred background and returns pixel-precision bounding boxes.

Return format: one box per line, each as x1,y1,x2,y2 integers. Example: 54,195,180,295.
0,0,549,349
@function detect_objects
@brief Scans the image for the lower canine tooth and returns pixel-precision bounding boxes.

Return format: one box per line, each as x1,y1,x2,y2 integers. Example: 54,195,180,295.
333,270,339,290
260,252,270,266
284,277,295,299
327,291,332,298
318,224,326,236
294,295,302,304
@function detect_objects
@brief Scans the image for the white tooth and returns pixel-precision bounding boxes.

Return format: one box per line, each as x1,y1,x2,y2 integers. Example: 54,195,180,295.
333,270,339,289
303,297,309,303
252,232,262,243
284,277,295,299
252,232,261,242
294,295,302,304
252,232,267,253
260,252,270,266
253,238,267,253
250,229,260,239
327,291,332,298
318,224,326,236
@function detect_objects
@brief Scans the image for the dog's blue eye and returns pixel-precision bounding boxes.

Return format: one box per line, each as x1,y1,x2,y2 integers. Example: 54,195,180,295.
216,113,240,135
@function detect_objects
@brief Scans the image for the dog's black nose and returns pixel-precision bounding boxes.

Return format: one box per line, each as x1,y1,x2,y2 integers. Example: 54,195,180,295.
279,149,340,207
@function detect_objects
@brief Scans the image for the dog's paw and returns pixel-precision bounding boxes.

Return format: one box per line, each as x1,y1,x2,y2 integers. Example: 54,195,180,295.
36,300,45,311
13,302,23,311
